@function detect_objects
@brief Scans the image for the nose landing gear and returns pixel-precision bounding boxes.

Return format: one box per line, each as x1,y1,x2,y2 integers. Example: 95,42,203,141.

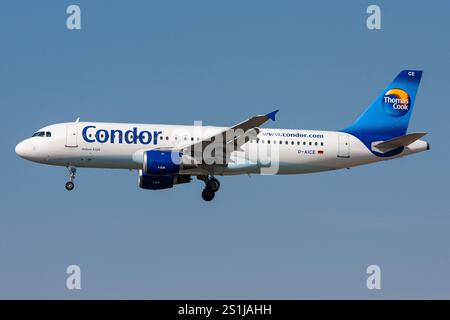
199,176,220,202
65,181,75,191
65,166,76,191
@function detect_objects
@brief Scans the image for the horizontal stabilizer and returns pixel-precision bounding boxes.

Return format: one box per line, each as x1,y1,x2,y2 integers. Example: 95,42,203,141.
371,132,427,153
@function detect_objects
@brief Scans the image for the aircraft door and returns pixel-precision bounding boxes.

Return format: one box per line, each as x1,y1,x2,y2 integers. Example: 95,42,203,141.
338,134,350,158
66,125,78,147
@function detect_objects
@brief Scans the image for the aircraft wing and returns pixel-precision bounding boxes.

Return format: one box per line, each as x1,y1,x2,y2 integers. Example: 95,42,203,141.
182,110,279,163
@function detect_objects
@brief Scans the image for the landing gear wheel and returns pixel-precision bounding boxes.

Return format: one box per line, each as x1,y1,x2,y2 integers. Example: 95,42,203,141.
66,166,77,191
65,181,75,191
201,189,215,202
206,177,220,193
198,176,220,201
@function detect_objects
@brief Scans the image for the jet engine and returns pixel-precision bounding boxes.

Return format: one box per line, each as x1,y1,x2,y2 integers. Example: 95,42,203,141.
138,170,191,190
143,150,182,175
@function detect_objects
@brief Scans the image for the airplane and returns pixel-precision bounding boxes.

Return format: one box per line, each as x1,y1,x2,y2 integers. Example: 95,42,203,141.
15,70,429,201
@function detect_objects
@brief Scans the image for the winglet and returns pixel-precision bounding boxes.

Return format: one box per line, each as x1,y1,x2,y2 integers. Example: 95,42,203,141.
266,110,279,121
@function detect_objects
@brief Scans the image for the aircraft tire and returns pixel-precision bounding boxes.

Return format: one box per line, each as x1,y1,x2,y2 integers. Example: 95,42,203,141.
201,189,215,202
65,181,75,191
206,178,220,193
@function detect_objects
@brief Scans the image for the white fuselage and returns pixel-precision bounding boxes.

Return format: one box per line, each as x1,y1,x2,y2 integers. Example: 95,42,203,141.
15,122,429,176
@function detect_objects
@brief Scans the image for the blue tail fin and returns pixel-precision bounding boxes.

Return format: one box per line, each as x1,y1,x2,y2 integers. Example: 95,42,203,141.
343,70,423,140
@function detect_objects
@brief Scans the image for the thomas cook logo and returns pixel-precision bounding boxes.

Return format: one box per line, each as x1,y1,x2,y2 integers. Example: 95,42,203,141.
382,88,410,117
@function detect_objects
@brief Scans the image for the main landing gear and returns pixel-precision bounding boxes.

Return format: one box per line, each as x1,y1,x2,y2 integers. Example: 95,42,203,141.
200,176,220,202
65,166,76,191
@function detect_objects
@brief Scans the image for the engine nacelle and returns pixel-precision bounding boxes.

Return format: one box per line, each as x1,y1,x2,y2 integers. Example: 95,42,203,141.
143,150,182,175
138,170,191,190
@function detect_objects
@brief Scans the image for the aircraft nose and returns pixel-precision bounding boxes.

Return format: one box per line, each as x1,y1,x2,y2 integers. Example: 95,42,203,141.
15,140,29,158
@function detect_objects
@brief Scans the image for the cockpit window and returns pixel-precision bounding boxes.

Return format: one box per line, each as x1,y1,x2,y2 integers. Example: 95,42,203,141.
32,131,51,138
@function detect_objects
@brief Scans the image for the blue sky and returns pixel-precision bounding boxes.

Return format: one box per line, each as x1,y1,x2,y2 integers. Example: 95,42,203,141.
0,0,449,299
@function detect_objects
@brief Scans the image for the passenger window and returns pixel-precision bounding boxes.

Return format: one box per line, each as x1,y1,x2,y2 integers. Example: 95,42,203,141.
321,142,324,146
303,141,306,145
309,142,312,145
291,141,294,145
285,141,288,145
268,140,271,144
315,142,318,146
